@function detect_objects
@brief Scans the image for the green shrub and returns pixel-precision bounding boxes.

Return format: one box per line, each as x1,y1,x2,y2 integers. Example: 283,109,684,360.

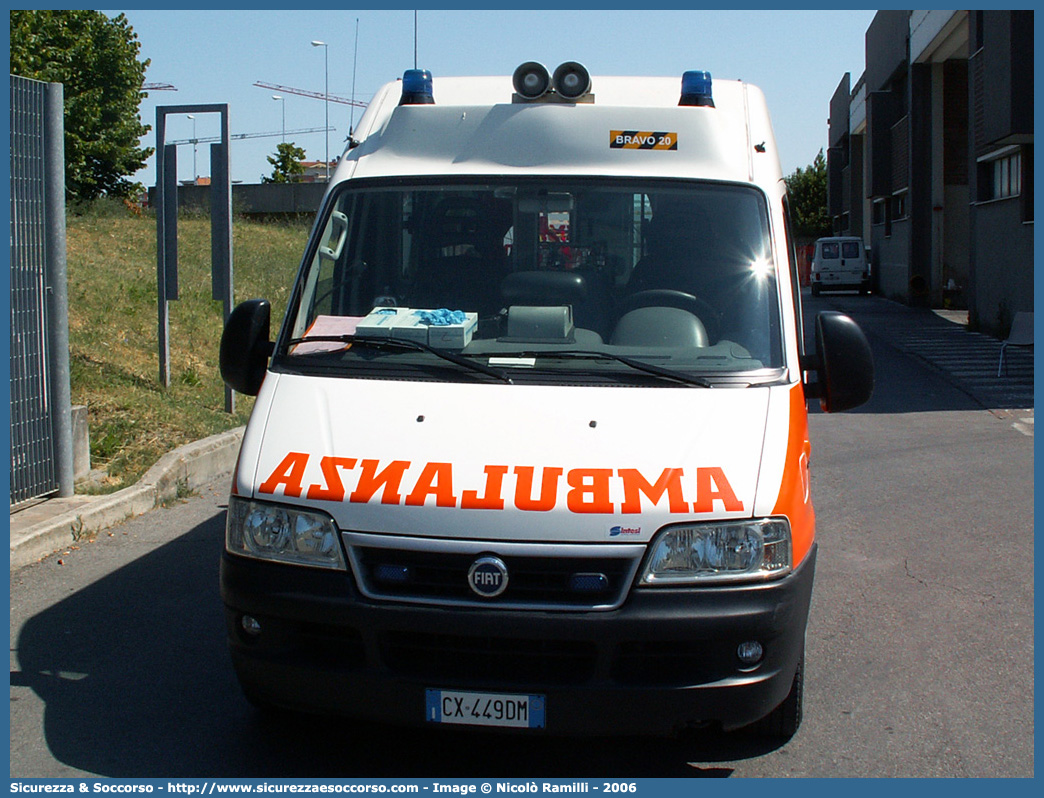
67,209,310,491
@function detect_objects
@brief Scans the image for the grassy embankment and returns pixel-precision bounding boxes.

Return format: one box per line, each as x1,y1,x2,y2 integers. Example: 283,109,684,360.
66,201,310,492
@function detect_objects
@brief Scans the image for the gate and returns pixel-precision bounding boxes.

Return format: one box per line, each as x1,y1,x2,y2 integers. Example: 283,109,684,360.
10,75,72,505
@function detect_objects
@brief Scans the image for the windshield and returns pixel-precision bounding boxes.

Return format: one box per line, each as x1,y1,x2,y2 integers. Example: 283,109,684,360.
278,179,784,386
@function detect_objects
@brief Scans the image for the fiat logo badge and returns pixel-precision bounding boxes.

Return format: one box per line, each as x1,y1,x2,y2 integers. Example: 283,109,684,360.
468,556,509,598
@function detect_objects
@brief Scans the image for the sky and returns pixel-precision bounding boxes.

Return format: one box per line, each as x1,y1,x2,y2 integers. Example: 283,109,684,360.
111,8,878,188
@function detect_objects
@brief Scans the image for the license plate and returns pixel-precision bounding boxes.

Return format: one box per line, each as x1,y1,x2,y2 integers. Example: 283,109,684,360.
425,689,545,729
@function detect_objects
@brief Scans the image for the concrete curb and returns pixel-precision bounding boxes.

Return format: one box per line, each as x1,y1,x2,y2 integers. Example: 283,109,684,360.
10,427,244,571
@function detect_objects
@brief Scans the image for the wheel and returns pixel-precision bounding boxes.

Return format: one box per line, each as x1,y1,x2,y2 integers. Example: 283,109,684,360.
811,283,821,297
619,289,721,341
755,656,803,740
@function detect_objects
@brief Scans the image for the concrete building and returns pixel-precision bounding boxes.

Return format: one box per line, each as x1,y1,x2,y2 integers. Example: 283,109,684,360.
827,10,1033,336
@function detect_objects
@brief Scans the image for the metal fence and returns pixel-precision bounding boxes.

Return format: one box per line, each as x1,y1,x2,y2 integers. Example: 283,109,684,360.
10,75,71,505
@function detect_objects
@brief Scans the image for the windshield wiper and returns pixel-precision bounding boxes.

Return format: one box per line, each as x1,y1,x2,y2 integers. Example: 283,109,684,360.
284,334,513,384
496,350,713,388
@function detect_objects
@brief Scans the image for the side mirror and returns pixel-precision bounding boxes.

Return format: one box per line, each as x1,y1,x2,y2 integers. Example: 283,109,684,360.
220,299,273,396
806,311,874,413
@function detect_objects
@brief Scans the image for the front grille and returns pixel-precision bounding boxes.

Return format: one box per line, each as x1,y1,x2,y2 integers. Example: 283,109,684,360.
275,622,738,689
380,631,597,685
344,533,644,611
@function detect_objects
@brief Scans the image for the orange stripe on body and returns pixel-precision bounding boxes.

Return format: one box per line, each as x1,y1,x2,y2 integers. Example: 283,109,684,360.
772,383,815,566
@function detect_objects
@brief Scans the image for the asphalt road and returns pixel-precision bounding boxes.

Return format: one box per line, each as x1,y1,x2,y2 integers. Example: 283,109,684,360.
9,294,1034,778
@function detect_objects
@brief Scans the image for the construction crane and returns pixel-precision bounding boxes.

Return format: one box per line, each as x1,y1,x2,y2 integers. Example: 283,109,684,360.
142,82,177,91
165,126,335,146
254,80,368,109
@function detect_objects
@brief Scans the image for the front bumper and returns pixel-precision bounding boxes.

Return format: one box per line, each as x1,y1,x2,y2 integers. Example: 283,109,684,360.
220,544,816,736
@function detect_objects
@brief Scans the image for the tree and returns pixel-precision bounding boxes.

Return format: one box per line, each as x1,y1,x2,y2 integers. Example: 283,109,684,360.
262,142,307,184
785,149,831,241
10,10,153,203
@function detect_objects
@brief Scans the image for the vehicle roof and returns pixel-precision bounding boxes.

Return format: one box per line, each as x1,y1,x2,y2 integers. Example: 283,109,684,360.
333,74,782,188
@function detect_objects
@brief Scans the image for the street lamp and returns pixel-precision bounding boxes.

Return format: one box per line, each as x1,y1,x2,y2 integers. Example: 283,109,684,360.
186,114,197,183
311,39,329,181
272,95,285,143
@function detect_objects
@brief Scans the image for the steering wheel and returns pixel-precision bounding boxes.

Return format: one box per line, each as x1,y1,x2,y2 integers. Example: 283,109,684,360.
618,289,721,342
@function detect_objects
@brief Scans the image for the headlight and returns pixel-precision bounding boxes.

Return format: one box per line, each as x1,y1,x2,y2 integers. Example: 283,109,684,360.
226,496,345,570
639,518,791,585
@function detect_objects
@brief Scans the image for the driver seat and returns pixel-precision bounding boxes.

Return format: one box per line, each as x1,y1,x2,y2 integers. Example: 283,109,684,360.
622,206,727,343
627,207,718,295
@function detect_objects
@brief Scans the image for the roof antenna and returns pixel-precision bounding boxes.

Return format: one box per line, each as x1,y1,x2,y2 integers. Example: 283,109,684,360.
349,17,359,138
413,10,418,69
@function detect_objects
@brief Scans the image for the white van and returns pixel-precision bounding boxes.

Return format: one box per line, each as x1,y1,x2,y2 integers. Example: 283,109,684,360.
219,63,873,738
810,236,871,295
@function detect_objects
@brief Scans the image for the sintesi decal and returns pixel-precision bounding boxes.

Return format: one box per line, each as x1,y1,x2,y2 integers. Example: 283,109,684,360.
257,454,743,515
610,130,678,150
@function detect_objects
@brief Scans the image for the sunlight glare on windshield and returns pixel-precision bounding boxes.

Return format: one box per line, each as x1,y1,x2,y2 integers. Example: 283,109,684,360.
749,257,774,280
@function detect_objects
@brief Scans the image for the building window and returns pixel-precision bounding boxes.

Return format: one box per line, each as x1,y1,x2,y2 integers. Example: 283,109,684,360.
872,198,893,237
892,192,907,220
978,147,1022,202
994,152,1020,198
872,199,887,226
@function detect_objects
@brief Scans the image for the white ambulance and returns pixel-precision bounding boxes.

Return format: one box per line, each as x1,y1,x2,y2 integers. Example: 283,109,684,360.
219,62,874,738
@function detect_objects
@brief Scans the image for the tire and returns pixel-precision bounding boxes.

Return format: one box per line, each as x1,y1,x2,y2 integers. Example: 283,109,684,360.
811,284,820,297
755,657,803,740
